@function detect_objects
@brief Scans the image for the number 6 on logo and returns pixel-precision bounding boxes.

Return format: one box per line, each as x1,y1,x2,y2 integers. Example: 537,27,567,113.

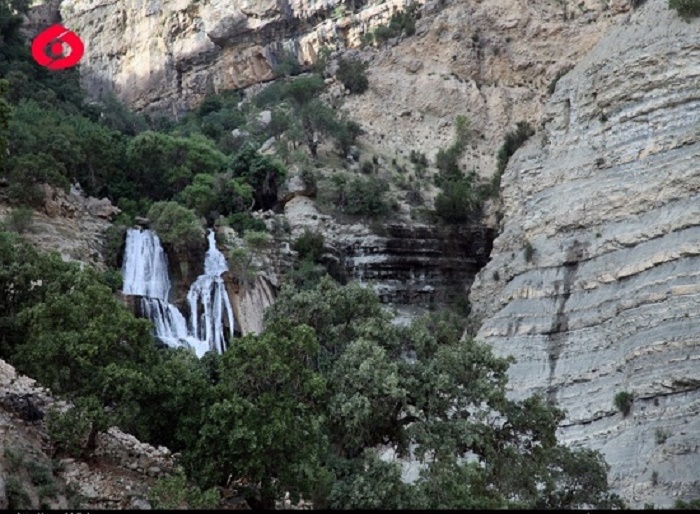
31,24,85,70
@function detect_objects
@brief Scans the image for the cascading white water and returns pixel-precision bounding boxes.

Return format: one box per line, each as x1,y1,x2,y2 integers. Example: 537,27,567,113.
122,228,235,357
122,229,171,300
187,231,235,355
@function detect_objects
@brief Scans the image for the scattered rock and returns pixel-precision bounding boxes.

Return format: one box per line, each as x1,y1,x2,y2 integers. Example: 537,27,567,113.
259,137,276,153
131,498,152,510
231,128,250,139
256,110,272,127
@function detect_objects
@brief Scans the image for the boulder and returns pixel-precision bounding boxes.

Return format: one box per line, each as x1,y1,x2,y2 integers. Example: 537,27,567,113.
278,173,316,203
86,197,121,219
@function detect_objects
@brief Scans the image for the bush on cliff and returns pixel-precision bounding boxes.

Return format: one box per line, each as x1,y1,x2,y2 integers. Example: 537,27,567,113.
336,57,369,95
669,0,700,18
147,201,204,251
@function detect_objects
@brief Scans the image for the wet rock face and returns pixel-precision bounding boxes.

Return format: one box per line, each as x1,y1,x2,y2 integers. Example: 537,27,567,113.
164,243,206,310
343,223,495,307
469,0,700,506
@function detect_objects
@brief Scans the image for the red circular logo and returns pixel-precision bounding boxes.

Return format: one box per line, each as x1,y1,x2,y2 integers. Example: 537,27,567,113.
31,24,84,70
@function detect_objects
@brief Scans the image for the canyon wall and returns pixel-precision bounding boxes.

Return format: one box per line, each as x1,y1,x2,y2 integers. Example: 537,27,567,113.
58,0,423,114
469,0,700,506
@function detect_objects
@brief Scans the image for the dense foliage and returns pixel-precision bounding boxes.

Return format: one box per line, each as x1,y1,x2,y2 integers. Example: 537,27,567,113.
669,0,700,18
0,3,628,509
0,6,357,237
0,230,625,509
433,115,493,224
335,57,369,95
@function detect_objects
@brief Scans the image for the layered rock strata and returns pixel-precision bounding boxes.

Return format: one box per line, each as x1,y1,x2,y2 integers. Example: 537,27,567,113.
469,0,700,506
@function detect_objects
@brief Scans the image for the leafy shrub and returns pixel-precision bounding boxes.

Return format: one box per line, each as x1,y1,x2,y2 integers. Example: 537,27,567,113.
273,49,302,78
496,121,535,175
6,476,31,509
228,213,268,235
149,468,219,509
547,68,570,96
228,230,272,285
27,460,53,486
336,57,369,94
654,428,670,445
325,174,391,218
614,391,633,416
360,160,374,174
6,207,33,234
229,144,287,210
435,179,481,224
435,115,471,187
103,224,127,269
409,150,429,174
293,230,325,262
101,268,123,292
4,446,24,472
46,397,107,457
524,240,535,262
287,258,327,291
372,2,420,43
674,499,700,509
669,0,700,18
147,201,204,251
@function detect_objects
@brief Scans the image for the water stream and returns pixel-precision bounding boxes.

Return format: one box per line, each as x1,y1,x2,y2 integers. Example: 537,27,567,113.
122,228,235,357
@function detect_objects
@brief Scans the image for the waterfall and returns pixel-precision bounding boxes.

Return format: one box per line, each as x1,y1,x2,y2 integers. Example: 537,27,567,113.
122,228,235,357
122,229,171,300
187,231,235,355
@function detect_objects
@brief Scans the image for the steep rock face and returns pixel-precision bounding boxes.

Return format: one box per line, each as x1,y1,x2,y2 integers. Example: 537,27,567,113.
342,223,494,308
342,0,631,181
284,194,494,320
469,0,700,506
0,185,119,269
58,0,422,113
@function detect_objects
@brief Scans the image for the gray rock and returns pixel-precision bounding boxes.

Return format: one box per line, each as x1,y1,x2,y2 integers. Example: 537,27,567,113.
131,498,152,510
348,145,360,160
259,137,276,153
470,1,700,507
231,128,250,139
257,110,272,127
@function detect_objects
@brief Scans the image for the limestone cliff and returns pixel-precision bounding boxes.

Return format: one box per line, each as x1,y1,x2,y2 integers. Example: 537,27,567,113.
469,0,700,506
57,0,423,113
341,0,631,183
0,184,119,269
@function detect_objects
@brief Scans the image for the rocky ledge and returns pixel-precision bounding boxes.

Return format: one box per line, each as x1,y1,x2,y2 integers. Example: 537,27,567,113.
0,358,178,509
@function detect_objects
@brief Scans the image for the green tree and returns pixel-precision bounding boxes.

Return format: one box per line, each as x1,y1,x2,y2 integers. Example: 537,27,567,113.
186,321,329,508
434,176,482,224
336,57,369,95
13,278,155,397
0,79,12,171
147,201,204,251
229,144,286,210
266,280,623,509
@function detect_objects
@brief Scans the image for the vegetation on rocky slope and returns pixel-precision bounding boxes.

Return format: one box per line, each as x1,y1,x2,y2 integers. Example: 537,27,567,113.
0,229,624,509
0,0,635,509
